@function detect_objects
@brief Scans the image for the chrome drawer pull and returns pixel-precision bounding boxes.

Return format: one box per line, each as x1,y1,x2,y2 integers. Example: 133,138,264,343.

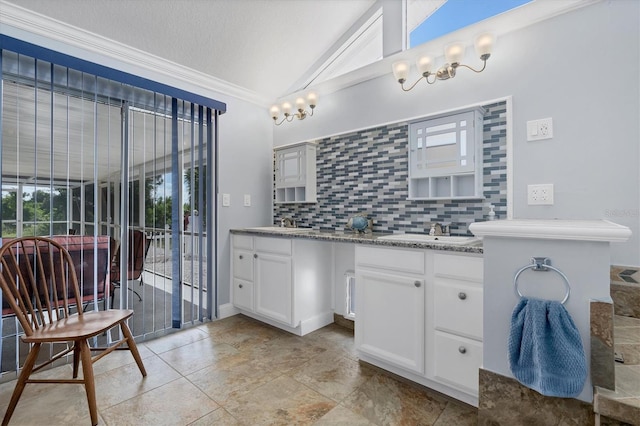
458,292,467,300
458,346,467,354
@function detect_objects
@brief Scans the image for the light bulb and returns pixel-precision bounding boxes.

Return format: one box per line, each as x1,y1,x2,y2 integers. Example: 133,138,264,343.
392,60,410,83
416,55,434,76
306,92,318,108
270,105,280,120
295,97,306,111
282,102,292,116
445,42,465,65
475,33,495,60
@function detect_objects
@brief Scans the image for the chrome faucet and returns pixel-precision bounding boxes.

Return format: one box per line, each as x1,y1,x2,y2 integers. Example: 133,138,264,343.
280,217,296,228
428,222,451,236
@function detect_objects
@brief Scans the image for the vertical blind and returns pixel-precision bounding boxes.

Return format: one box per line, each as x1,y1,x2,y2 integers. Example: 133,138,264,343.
0,39,223,380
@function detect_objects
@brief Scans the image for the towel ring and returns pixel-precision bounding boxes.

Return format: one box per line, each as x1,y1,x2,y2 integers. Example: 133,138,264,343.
513,257,571,304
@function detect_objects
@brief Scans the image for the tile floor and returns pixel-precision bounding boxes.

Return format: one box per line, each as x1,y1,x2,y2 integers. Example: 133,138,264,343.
0,315,477,425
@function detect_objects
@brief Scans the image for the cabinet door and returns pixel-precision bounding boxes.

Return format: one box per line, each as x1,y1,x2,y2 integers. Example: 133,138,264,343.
275,148,305,187
232,249,254,282
255,252,293,325
233,278,254,311
355,269,425,374
432,331,482,393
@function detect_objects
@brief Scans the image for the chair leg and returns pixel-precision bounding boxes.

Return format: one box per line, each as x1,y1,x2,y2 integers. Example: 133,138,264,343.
2,343,42,426
73,343,80,378
119,322,147,377
78,339,99,426
131,288,143,302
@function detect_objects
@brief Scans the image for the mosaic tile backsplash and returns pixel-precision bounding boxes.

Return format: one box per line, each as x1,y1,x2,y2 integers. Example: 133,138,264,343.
274,101,507,236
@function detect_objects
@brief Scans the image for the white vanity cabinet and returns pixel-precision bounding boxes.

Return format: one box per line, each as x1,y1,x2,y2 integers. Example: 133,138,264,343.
254,237,293,324
231,234,332,335
274,142,317,204
355,245,483,406
427,252,484,395
355,246,426,374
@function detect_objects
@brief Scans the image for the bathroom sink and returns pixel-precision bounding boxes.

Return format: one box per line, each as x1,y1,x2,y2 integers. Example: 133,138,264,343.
377,234,479,245
245,226,312,233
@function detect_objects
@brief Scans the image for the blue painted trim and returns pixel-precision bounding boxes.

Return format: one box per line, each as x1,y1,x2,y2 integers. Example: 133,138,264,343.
0,35,227,113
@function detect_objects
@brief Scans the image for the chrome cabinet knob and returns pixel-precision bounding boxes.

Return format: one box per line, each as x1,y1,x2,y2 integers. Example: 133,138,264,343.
458,346,467,354
414,281,421,288
239,255,243,260
254,254,258,259
238,284,243,289
458,292,467,300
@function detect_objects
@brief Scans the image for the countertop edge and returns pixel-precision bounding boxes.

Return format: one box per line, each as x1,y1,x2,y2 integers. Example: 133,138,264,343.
230,229,483,254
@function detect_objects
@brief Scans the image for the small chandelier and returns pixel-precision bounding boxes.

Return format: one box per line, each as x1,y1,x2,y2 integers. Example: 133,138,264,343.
392,33,496,92
270,92,318,125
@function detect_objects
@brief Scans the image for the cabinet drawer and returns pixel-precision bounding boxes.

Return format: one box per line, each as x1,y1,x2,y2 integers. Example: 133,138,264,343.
356,246,425,275
434,280,483,340
255,237,292,256
233,235,254,250
233,249,254,282
433,331,482,393
233,279,254,311
434,253,483,281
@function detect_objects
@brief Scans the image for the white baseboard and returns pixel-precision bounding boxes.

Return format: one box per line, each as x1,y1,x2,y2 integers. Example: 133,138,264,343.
218,303,239,319
299,311,334,335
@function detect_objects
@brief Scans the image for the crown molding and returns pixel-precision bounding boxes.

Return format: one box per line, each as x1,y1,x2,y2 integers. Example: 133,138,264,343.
0,1,269,107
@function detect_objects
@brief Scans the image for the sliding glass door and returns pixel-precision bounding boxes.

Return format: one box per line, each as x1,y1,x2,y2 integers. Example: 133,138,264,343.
0,46,219,379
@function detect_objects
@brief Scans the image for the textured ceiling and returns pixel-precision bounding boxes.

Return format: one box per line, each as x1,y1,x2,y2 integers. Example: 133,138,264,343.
6,0,377,101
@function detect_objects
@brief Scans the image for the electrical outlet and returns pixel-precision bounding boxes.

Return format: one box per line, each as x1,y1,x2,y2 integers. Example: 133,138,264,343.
527,118,553,141
222,193,231,207
527,184,554,205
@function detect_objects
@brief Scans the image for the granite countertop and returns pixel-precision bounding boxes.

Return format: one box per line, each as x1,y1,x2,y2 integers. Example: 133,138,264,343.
230,228,483,254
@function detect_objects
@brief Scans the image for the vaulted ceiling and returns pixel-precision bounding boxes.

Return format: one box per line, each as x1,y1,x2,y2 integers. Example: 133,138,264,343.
5,0,382,101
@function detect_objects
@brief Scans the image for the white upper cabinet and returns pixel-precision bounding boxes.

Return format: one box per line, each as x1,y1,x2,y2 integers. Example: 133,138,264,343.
274,142,317,204
408,107,485,200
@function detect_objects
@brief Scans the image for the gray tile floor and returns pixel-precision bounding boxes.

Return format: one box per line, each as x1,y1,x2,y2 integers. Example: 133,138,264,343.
0,315,478,425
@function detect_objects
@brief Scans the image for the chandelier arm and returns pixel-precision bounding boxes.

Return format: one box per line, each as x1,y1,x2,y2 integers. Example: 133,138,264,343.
400,76,426,92
456,60,487,74
274,117,287,126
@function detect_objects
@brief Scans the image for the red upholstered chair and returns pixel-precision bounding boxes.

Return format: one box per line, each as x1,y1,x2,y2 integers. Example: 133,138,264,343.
1,235,112,316
110,229,150,307
0,236,146,426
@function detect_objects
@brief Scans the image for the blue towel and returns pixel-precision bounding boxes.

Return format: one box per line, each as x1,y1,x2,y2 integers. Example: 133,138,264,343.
508,297,587,397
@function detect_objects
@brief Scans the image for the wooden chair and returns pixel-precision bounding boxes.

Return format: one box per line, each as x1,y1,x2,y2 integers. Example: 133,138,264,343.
0,236,147,426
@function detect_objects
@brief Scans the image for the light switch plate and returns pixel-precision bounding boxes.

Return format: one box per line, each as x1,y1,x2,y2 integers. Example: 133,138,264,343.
243,194,251,207
222,193,231,207
527,118,553,141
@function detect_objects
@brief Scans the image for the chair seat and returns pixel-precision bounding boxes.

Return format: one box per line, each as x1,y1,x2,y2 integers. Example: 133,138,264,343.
23,310,134,343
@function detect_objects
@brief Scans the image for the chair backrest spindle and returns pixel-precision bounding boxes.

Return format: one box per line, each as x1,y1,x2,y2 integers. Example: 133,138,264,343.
0,237,83,336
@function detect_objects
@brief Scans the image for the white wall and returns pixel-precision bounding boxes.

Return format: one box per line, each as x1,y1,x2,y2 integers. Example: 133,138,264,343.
217,100,273,307
273,1,640,266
